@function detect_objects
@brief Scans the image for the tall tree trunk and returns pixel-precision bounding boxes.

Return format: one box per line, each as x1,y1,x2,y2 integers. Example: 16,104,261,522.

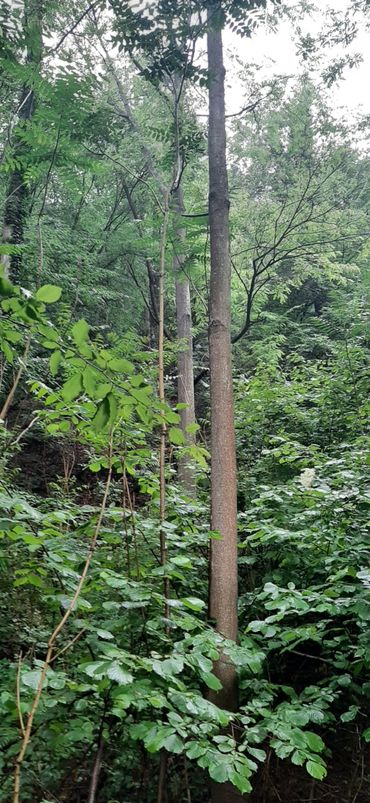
207,7,241,802
207,0,238,727
174,184,196,495
1,0,43,282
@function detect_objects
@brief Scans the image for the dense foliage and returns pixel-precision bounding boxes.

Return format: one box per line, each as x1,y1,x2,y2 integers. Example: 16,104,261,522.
0,2,369,802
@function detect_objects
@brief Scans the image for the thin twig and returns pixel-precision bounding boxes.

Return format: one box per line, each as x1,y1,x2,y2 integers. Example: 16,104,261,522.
11,416,39,446
16,654,25,739
49,1,100,54
0,337,31,422
50,628,87,664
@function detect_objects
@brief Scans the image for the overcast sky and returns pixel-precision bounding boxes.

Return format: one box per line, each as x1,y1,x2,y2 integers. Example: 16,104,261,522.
222,0,370,119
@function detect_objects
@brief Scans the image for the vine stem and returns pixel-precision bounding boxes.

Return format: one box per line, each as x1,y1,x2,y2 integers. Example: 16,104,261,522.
12,437,113,803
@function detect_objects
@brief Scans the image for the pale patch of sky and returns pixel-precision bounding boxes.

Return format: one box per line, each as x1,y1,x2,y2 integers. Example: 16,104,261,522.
222,0,370,119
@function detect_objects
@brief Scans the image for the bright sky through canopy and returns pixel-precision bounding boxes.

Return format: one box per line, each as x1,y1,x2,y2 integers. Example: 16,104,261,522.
222,0,370,118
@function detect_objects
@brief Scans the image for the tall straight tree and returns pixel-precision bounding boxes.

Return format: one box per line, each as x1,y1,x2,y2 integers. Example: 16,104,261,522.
173,183,197,494
207,0,238,709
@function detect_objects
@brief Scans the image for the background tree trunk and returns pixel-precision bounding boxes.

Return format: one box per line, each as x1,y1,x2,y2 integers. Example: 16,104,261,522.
174,184,196,495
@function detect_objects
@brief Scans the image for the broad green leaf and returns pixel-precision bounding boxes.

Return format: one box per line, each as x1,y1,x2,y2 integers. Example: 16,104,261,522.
306,761,327,780
186,741,206,760
169,427,186,446
0,277,15,297
83,366,98,396
92,393,114,432
229,770,252,795
248,748,266,762
165,409,181,424
82,661,109,679
72,318,89,346
0,340,14,363
304,731,325,753
96,629,115,640
36,285,62,303
181,597,205,611
49,350,62,376
106,662,133,685
186,422,200,434
201,671,222,691
163,733,184,754
14,573,45,588
209,762,229,784
109,357,134,374
22,669,45,690
61,373,83,402
171,555,192,568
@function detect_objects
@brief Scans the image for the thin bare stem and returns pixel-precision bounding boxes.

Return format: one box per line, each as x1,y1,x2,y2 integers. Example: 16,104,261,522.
0,337,31,422
16,654,25,739
50,628,87,664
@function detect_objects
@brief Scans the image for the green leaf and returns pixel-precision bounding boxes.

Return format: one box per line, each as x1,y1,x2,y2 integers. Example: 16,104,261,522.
201,671,222,691
92,393,114,432
96,629,114,640
61,373,83,402
72,318,90,346
82,661,109,679
248,748,266,762
341,705,359,723
186,741,206,760
36,285,62,303
22,669,45,690
49,350,62,376
209,762,229,783
106,662,133,685
304,731,325,753
0,277,15,297
362,728,370,742
89,461,101,473
14,572,45,588
152,655,184,678
109,357,134,374
229,770,252,795
1,340,14,363
181,596,205,611
306,761,327,780
169,427,186,446
186,422,200,434
165,409,181,424
83,367,98,396
163,733,184,754
291,750,306,766
171,555,192,568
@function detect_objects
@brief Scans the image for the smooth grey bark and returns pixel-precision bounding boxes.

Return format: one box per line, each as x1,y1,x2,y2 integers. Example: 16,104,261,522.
174,184,196,495
207,0,239,720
